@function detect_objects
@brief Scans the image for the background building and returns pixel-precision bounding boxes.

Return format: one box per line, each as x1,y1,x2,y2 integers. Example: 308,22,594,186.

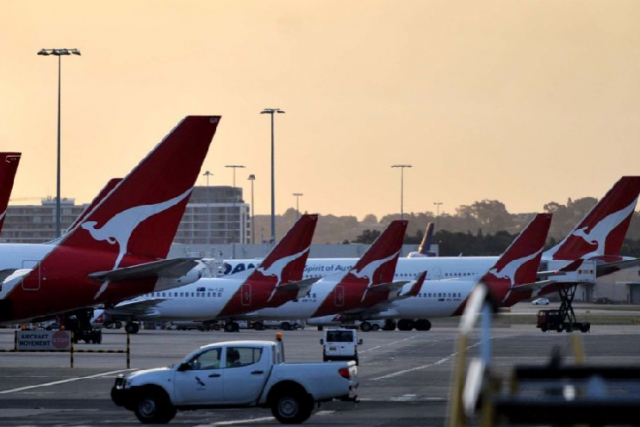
1,186,250,245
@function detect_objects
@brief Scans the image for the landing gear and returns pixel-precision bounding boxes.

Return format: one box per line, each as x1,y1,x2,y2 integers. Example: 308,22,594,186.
280,321,292,331
360,321,372,332
125,322,140,334
383,320,397,331
253,321,265,331
536,286,590,334
415,319,432,331
59,309,103,344
397,319,415,331
224,322,240,333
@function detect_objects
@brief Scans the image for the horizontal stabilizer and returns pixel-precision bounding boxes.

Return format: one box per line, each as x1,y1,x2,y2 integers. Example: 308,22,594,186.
399,271,427,299
110,298,167,316
367,281,410,294
509,280,554,293
89,257,200,282
596,258,640,277
276,277,321,299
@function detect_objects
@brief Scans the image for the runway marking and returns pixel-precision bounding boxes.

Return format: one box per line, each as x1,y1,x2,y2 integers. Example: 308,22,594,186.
371,341,483,381
198,408,335,426
0,369,133,395
360,335,420,353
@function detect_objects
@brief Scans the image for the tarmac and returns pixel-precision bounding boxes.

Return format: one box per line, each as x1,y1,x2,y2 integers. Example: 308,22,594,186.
0,306,639,426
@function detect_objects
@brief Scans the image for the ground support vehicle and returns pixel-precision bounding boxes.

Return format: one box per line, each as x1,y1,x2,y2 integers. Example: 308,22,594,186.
536,308,590,333
320,328,363,365
111,336,358,424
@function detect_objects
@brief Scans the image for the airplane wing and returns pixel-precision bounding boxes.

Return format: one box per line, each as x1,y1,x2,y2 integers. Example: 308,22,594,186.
88,257,200,282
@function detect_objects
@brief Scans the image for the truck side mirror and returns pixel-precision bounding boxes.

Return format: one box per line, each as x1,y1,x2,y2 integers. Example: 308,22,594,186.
358,339,363,345
177,363,191,372
320,339,324,345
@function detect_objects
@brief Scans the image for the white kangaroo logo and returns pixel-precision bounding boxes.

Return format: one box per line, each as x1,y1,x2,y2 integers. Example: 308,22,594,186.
258,247,310,302
548,198,638,259
487,248,543,303
350,251,400,287
82,188,192,299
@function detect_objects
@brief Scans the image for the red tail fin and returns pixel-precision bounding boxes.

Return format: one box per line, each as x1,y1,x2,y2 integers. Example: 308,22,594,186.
218,214,318,316
312,220,407,317
545,176,640,260
346,220,408,286
0,153,21,233
67,178,122,232
481,213,552,303
249,214,318,284
60,116,220,267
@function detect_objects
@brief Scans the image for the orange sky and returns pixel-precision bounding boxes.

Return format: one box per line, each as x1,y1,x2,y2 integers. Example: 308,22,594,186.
2,1,639,219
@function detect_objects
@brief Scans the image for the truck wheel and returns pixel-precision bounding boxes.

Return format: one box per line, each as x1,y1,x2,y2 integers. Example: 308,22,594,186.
360,322,372,332
134,390,176,424
270,391,313,424
541,325,548,332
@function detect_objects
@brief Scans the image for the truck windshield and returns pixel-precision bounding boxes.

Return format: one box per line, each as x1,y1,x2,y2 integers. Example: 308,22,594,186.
326,330,353,342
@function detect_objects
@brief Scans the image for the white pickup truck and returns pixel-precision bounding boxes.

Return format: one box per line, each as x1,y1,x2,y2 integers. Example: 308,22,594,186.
111,337,358,424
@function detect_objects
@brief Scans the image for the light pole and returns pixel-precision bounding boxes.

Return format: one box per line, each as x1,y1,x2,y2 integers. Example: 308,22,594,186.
434,201,443,229
225,165,245,245
248,174,256,244
202,171,213,245
391,164,412,220
38,48,81,238
260,108,285,243
293,193,303,220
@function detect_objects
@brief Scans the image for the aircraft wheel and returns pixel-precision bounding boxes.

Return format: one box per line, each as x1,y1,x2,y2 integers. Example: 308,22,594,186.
224,322,236,333
254,322,265,331
280,322,292,331
371,324,380,331
397,319,415,331
580,323,591,333
125,323,139,334
415,319,432,331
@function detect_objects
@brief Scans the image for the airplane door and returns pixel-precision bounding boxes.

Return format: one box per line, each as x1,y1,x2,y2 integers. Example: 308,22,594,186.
21,260,41,291
241,284,251,306
334,285,345,307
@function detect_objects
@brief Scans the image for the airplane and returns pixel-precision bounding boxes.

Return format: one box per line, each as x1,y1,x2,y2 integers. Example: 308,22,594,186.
104,214,319,333
240,220,424,324
407,222,436,257
0,116,220,325
310,213,553,332
223,176,640,331
0,153,21,234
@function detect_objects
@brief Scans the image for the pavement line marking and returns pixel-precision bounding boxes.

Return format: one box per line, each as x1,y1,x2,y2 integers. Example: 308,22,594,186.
0,369,133,395
370,342,482,381
205,417,275,426
199,408,335,426
360,335,419,353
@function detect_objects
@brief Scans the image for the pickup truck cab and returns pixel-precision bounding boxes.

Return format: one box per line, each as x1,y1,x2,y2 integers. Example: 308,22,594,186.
111,337,357,424
321,328,363,365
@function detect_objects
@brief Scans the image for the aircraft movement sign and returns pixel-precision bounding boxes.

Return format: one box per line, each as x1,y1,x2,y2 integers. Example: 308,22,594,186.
16,331,71,351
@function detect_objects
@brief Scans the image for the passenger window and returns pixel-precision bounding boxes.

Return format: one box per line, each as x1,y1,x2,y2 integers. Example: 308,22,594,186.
187,348,221,370
225,347,262,368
